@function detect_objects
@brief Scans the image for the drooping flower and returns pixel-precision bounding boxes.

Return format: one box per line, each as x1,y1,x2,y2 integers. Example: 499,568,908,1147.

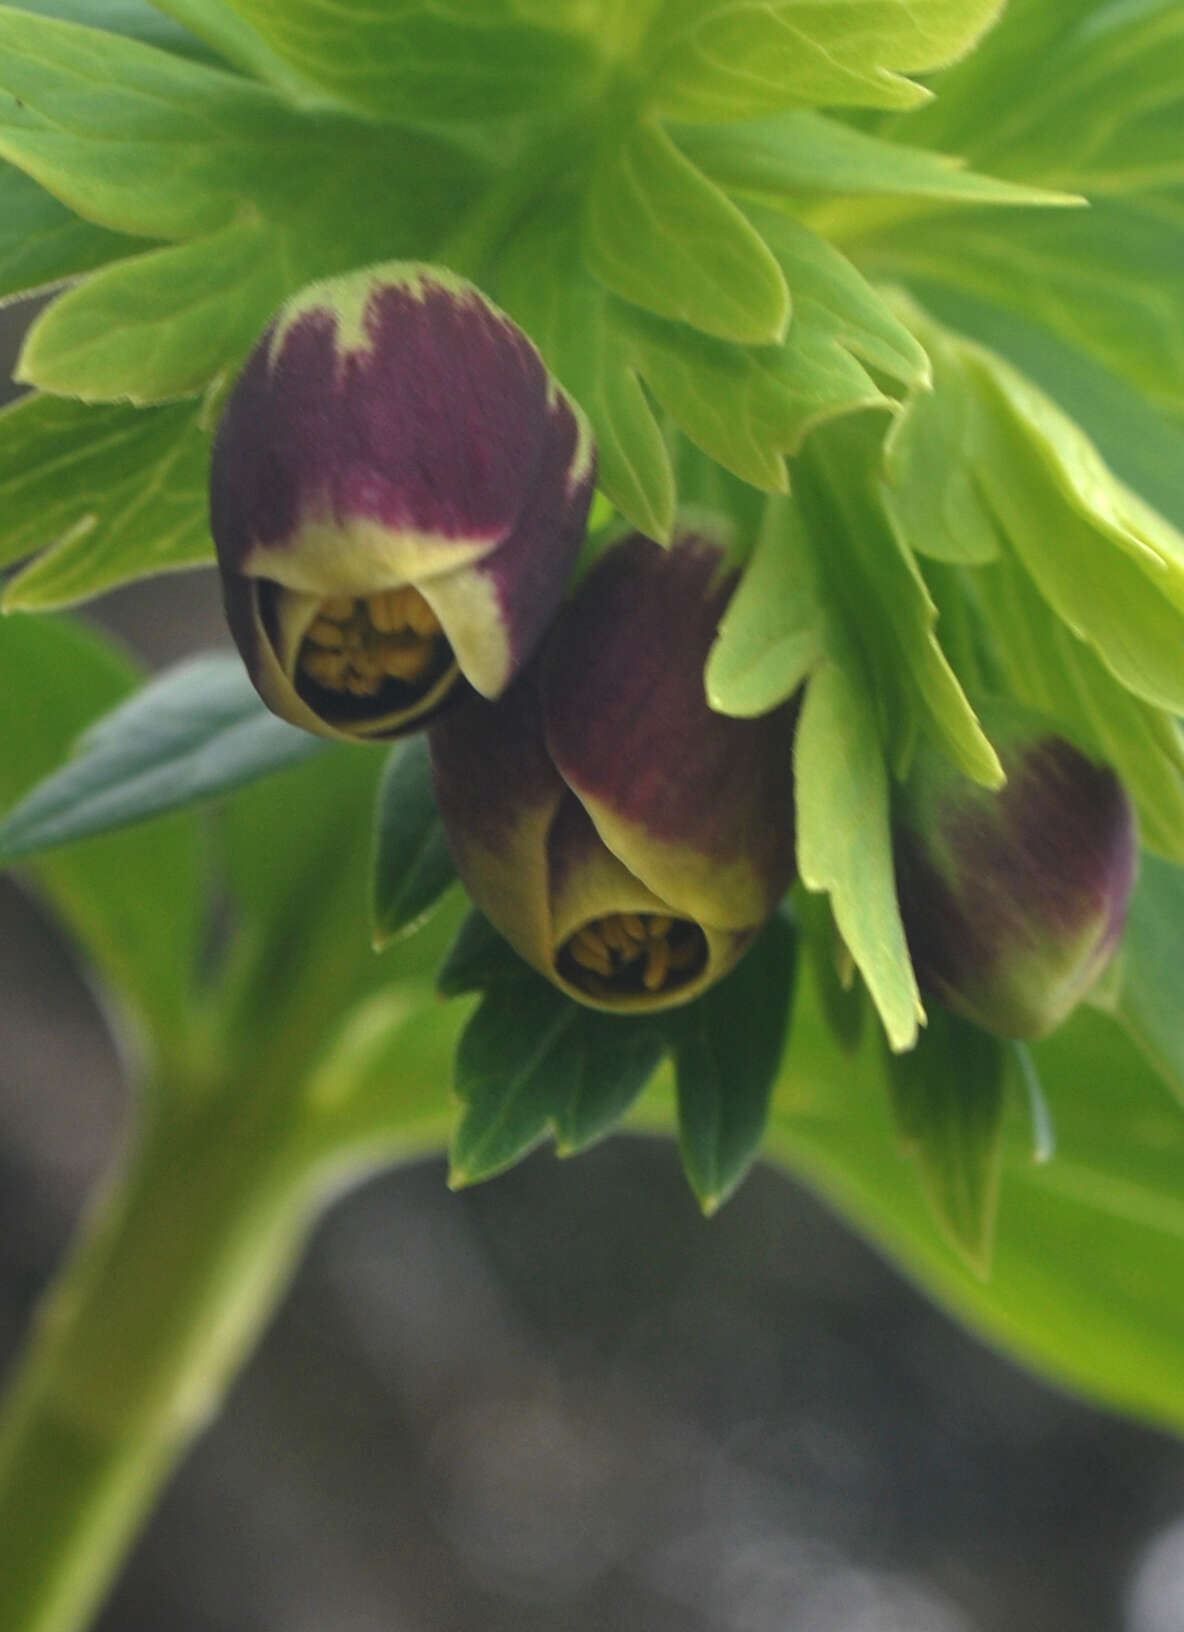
893,701,1137,1038
209,263,595,741
430,531,801,1011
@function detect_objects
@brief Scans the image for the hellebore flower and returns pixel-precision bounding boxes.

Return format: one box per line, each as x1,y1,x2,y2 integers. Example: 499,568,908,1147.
893,701,1137,1039
209,262,595,741
430,532,801,1011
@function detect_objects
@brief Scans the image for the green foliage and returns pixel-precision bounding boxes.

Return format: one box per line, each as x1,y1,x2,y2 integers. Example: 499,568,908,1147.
1108,852,1184,1105
0,161,143,302
0,393,213,606
370,738,456,949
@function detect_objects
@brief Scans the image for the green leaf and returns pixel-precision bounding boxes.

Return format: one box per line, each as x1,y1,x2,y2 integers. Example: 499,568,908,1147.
201,0,599,121
771,968,1184,1433
1109,852,1184,1105
646,0,1006,120
883,1006,1007,1274
450,972,663,1184
495,200,675,542
0,393,213,606
0,161,143,303
0,653,323,862
0,611,202,1055
583,116,790,346
667,913,797,1213
370,737,456,950
437,908,529,998
706,493,827,717
9,0,222,60
674,109,1077,208
17,217,286,403
794,651,923,1052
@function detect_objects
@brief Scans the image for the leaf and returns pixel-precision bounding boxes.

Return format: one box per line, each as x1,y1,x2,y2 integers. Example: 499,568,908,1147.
200,0,599,121
583,116,789,346
450,971,663,1184
675,109,1077,208
0,393,213,607
0,160,143,303
646,0,1006,120
17,217,286,403
706,492,827,717
0,652,323,862
0,611,202,1055
495,200,675,542
793,651,923,1052
883,1006,1007,1274
9,0,222,60
771,967,1184,1434
370,736,456,950
1110,852,1184,1105
667,913,797,1212
437,908,530,998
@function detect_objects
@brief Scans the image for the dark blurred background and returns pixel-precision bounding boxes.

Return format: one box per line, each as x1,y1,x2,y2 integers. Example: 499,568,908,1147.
3,300,1184,1632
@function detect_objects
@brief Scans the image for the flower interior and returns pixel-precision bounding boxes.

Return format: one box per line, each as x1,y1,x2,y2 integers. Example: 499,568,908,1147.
292,586,454,717
556,912,708,1000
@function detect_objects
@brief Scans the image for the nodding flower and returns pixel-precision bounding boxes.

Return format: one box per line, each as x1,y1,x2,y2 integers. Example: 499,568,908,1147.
893,699,1137,1038
209,262,595,741
430,531,802,1012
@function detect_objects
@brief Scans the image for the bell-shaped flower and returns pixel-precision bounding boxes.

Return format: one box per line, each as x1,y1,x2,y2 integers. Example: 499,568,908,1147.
893,701,1137,1038
209,263,595,741
430,532,801,1011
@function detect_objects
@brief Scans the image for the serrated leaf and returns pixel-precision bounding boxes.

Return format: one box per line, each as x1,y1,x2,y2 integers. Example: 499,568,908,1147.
1111,852,1184,1106
450,972,663,1184
884,1006,1007,1275
0,652,323,862
675,109,1077,208
437,908,531,998
370,737,456,950
0,393,212,606
794,651,923,1052
0,160,143,303
667,913,797,1212
583,116,789,346
17,217,285,402
706,492,827,716
964,548,1184,865
204,0,598,121
646,0,1006,120
495,200,675,541
804,417,1002,788
0,611,202,1055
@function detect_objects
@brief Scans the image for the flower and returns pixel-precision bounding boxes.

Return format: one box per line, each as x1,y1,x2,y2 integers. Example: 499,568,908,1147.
430,531,801,1011
893,701,1137,1038
209,262,595,741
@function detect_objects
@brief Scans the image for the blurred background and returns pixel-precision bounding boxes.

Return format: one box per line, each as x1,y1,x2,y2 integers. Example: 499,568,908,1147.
4,302,1184,1632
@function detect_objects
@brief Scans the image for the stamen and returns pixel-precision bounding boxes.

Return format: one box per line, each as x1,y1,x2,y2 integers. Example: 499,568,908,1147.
296,583,450,707
557,912,707,1000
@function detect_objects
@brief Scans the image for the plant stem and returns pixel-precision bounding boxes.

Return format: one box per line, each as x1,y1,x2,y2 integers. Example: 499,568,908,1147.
0,1088,320,1632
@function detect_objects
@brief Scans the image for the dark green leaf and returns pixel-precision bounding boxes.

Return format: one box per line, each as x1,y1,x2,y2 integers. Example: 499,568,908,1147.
0,652,322,861
370,737,456,949
583,116,789,346
0,393,213,604
0,611,202,1054
883,1006,1007,1274
437,908,530,998
667,913,797,1212
0,161,143,303
450,972,663,1184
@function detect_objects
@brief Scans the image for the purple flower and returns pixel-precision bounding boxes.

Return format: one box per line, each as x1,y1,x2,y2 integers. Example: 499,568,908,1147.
209,263,595,741
894,702,1137,1038
430,532,801,1011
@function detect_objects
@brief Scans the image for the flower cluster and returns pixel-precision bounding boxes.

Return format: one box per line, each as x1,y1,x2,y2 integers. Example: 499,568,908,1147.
211,264,1137,1030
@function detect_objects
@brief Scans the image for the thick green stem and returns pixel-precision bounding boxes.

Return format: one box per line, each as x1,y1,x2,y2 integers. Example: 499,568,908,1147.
0,1089,319,1632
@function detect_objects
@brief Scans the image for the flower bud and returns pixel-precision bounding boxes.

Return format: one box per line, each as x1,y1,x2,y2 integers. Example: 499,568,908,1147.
209,263,595,741
430,532,801,1011
893,701,1137,1038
